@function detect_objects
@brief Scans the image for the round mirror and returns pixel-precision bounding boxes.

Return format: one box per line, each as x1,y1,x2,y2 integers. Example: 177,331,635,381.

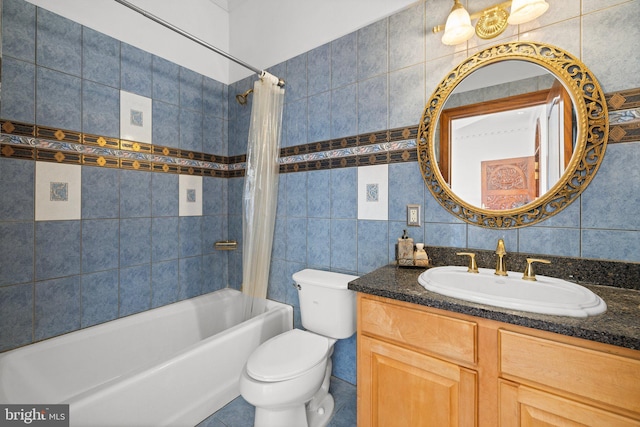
418,42,609,228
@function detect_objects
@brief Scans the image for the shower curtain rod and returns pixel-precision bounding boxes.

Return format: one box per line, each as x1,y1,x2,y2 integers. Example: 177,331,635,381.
113,0,284,87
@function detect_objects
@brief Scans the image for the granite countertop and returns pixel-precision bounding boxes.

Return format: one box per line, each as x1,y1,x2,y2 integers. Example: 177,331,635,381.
349,264,640,351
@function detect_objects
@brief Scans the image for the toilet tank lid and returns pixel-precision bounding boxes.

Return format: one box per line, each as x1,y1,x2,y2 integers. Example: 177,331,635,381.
292,269,359,289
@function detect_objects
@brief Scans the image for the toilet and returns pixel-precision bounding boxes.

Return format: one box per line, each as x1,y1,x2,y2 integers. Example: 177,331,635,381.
239,268,358,427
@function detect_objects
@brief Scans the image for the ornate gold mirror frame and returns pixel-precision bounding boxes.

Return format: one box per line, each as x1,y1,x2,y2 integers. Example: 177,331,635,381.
417,42,609,228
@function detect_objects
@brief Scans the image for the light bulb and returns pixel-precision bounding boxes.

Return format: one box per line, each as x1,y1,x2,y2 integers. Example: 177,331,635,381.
508,0,549,25
442,0,475,45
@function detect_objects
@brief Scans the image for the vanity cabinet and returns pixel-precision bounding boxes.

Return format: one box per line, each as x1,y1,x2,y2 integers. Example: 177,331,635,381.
357,294,479,426
498,330,640,427
356,293,640,427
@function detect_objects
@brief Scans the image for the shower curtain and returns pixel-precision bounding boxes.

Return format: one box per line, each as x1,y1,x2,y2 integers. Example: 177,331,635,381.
242,72,285,302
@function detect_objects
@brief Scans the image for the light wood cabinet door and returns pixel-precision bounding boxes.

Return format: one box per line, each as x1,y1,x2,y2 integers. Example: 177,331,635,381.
358,335,477,427
499,380,640,427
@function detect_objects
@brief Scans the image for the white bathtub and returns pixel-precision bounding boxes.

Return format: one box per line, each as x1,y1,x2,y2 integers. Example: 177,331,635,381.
0,288,292,427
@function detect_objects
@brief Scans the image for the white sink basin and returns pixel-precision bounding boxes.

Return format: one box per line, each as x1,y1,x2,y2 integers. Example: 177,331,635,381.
418,266,606,318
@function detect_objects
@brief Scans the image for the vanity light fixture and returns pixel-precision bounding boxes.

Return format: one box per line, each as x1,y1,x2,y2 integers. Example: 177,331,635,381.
434,0,549,45
507,0,549,24
441,0,475,46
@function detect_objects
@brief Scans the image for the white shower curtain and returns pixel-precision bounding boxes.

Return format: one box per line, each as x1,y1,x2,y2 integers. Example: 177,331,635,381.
242,72,285,302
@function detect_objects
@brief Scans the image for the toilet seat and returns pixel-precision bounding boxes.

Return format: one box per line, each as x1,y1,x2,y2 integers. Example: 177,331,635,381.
246,329,330,382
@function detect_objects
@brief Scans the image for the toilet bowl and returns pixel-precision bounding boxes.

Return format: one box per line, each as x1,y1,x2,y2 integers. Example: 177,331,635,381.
240,329,336,427
240,269,358,427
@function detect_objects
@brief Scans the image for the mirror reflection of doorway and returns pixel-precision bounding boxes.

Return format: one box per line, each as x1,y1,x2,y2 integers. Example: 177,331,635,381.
481,155,537,210
439,82,573,210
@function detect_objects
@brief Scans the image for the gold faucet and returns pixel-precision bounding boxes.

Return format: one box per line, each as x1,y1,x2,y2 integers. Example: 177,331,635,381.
522,258,551,281
457,252,478,273
495,239,507,276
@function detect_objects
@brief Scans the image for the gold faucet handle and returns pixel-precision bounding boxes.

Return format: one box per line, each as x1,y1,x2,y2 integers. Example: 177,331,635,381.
456,252,479,273
522,258,551,281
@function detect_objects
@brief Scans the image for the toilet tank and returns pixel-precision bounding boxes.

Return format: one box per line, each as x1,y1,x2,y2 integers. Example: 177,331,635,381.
292,269,358,339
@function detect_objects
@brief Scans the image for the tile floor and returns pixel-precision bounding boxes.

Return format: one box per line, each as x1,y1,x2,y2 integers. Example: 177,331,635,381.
197,376,356,427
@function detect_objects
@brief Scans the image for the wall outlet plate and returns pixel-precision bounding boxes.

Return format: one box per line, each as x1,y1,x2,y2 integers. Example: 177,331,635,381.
407,204,421,226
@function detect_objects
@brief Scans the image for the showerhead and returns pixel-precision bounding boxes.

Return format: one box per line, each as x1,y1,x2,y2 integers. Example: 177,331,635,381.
235,88,253,105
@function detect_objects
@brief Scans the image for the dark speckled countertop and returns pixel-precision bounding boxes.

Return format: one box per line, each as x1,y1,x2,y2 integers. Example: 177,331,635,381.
349,264,640,351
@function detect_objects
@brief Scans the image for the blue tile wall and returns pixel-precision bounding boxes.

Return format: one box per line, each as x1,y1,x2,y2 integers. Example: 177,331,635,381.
82,27,120,88
81,166,120,219
36,67,82,130
203,252,228,293
151,173,179,217
2,0,35,63
307,218,331,269
357,20,388,81
0,0,229,353
307,43,331,96
81,269,119,327
330,168,357,219
35,220,81,281
203,77,227,121
120,170,152,218
180,109,204,152
388,63,424,129
82,80,120,137
286,218,307,264
179,216,203,258
34,276,81,340
330,84,357,138
0,222,34,286
389,3,424,71
225,0,640,386
357,220,388,275
151,260,179,308
358,74,388,134
180,67,204,112
152,217,180,261
120,218,151,267
283,97,307,147
82,219,119,273
285,53,307,104
179,256,203,300
203,114,227,155
36,8,82,76
331,33,358,89
0,283,33,351
0,158,34,221
307,91,331,143
306,170,330,218
119,264,151,316
1,57,36,123
152,56,180,104
121,43,152,97
152,101,181,147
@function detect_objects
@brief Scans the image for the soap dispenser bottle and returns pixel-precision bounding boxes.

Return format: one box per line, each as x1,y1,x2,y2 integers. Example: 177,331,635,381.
397,230,415,266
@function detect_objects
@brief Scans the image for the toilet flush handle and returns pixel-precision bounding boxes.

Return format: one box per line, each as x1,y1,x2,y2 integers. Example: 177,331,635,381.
292,283,301,290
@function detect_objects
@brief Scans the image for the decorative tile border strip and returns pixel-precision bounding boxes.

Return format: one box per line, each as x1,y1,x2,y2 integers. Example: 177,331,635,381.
0,119,420,177
278,139,418,174
606,88,640,144
1,87,638,177
0,132,228,177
